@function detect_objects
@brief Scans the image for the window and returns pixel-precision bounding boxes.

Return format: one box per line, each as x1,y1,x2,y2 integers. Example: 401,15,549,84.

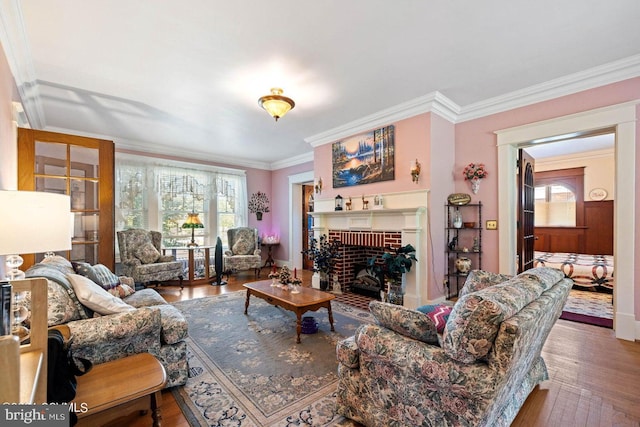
116,166,148,230
158,173,208,247
534,183,576,226
115,154,247,252
534,167,584,227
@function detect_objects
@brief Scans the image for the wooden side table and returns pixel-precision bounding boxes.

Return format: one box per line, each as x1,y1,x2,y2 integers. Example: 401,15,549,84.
261,242,279,269
163,245,215,285
74,353,167,427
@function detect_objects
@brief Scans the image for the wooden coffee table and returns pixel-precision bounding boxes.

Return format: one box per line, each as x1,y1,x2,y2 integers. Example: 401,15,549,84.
244,280,336,343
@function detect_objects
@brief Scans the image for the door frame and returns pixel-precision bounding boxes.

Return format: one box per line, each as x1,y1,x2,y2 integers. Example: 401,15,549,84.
496,102,636,341
288,171,314,269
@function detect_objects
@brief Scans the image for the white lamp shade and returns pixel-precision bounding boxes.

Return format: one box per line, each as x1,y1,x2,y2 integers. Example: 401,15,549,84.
0,191,73,255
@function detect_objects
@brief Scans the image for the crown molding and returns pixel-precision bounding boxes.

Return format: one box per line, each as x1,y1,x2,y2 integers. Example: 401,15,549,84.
45,125,274,171
458,54,640,122
305,91,460,148
116,139,273,171
270,151,313,170
0,0,45,129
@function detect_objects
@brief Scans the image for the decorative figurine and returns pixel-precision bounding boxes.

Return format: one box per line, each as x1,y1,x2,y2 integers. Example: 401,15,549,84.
362,195,369,210
448,236,458,251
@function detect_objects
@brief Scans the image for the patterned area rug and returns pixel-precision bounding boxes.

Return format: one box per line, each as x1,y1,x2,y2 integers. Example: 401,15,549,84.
561,289,613,328
171,291,372,426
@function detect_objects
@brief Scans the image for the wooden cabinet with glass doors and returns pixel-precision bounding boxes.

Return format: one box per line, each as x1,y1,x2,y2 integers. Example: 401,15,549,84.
17,129,115,270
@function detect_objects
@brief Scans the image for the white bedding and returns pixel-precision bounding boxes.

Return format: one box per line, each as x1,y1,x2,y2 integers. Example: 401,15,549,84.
534,251,614,291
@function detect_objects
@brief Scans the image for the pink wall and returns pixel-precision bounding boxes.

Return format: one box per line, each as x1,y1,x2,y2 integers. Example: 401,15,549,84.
246,167,273,237
428,114,455,299
455,77,640,315
311,113,460,300
313,115,431,199
269,161,314,261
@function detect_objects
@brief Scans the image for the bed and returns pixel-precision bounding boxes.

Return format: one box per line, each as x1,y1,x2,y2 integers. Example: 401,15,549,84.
534,251,614,292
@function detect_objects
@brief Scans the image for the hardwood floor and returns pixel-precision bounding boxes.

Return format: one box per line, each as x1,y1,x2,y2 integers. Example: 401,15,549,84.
125,270,640,427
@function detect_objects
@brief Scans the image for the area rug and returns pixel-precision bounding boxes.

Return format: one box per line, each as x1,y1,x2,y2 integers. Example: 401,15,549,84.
171,291,373,426
560,289,613,328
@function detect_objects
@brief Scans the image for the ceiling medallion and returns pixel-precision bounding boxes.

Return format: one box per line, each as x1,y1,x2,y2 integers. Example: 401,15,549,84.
258,88,295,121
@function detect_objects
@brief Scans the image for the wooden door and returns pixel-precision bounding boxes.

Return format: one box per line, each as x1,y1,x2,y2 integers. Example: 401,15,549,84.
517,149,535,273
17,128,115,270
302,185,314,270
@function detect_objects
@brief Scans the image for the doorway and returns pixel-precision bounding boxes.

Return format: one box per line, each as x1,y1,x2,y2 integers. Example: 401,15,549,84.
288,171,314,271
496,102,636,341
302,184,314,270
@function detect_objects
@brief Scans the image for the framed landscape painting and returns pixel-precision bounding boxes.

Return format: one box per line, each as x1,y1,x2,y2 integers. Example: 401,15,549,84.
332,125,395,188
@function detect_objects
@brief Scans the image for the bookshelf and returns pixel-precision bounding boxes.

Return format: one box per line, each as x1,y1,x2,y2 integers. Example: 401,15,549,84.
0,278,48,403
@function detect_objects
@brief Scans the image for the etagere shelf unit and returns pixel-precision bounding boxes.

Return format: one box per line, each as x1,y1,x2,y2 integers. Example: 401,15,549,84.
445,202,482,298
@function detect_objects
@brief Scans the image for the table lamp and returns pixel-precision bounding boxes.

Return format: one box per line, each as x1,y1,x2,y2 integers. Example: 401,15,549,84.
0,191,73,280
182,212,204,247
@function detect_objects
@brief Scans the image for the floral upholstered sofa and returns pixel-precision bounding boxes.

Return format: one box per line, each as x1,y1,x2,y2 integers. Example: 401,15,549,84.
336,267,572,426
25,256,188,387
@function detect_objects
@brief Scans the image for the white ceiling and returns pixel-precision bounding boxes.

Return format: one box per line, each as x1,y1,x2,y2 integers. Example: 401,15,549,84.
5,0,640,169
525,133,615,159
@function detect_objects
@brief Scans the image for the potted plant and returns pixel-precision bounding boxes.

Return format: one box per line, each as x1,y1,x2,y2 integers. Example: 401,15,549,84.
248,191,270,220
301,234,342,291
368,244,417,305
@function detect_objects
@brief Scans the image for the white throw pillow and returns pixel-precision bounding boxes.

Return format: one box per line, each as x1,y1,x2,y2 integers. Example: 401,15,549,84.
67,274,135,315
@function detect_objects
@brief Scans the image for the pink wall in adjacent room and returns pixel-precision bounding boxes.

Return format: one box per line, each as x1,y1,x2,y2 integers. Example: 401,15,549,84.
313,114,431,199
269,161,314,261
455,77,640,314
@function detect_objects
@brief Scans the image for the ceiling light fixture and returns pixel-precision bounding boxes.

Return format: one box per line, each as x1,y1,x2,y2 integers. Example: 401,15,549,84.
258,88,295,121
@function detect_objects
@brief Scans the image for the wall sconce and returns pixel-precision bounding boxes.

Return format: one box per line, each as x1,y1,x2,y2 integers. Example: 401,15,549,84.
315,177,323,194
411,159,421,183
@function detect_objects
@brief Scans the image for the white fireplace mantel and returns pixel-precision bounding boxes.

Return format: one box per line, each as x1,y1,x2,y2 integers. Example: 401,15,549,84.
309,194,428,308
309,207,426,232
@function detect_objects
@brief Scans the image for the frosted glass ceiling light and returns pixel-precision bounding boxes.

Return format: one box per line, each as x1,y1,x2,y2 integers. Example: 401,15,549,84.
258,88,295,121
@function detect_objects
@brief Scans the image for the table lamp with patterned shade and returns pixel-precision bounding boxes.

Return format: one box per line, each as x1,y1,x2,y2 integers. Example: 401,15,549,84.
182,212,204,247
0,190,72,279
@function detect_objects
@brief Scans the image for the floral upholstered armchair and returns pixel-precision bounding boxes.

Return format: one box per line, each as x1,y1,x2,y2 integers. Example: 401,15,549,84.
224,227,261,277
117,229,183,288
336,267,572,426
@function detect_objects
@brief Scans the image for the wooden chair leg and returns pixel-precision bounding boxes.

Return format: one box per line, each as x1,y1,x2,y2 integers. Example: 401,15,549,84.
151,390,163,427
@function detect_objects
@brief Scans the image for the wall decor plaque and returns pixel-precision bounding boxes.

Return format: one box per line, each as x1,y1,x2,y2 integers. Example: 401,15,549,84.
447,193,471,205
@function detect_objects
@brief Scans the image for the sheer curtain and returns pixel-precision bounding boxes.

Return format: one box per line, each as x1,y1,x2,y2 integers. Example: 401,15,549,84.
115,153,247,250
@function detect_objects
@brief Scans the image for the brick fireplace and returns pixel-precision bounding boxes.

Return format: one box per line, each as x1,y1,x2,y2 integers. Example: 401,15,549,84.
309,191,428,309
329,230,402,295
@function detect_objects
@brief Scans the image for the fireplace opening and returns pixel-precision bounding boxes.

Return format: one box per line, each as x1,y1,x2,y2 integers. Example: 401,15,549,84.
351,262,383,299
